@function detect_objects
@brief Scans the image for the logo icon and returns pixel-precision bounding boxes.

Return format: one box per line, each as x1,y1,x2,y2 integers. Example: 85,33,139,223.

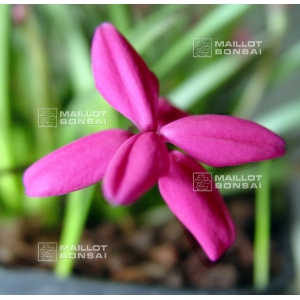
193,38,212,58
38,242,57,261
38,108,57,127
193,172,213,192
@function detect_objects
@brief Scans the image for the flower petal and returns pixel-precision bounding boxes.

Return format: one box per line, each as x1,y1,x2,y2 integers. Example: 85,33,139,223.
157,97,189,130
92,23,159,132
23,129,132,197
103,132,170,205
160,115,286,167
158,150,236,261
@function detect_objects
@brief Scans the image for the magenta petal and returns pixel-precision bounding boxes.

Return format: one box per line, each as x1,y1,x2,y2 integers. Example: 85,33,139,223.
103,132,170,206
160,115,286,167
23,129,132,197
157,97,189,130
92,23,159,132
158,151,236,261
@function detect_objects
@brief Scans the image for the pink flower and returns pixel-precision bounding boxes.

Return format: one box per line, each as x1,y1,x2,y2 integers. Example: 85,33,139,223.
23,23,285,262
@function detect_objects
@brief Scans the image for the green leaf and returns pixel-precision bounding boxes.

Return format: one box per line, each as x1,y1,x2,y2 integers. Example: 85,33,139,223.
254,161,271,290
253,98,300,135
271,41,300,84
153,4,252,78
129,5,186,54
107,4,131,35
0,4,22,213
43,5,94,95
54,186,95,278
168,54,250,110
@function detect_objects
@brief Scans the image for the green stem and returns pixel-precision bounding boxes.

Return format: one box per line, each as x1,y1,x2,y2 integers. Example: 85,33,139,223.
0,4,22,213
54,186,94,278
253,161,271,289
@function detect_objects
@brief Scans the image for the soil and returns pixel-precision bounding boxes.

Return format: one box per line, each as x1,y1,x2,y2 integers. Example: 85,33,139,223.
0,195,286,290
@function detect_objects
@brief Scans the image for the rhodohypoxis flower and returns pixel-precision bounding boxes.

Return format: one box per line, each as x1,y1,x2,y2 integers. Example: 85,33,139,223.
23,23,286,262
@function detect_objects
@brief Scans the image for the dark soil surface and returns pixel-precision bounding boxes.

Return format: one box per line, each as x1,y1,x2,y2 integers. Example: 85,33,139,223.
0,196,286,290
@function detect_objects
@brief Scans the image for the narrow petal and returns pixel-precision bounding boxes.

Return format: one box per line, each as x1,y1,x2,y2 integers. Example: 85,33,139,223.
23,129,132,197
160,115,286,167
157,97,189,130
158,151,236,261
103,132,169,205
92,23,159,132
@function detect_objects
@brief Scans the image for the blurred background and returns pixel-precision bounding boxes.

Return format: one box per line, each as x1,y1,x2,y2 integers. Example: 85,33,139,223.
0,4,300,294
